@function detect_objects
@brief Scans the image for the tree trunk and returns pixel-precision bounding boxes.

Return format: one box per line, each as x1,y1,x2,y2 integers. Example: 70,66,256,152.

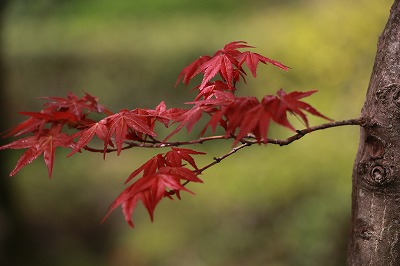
347,0,400,265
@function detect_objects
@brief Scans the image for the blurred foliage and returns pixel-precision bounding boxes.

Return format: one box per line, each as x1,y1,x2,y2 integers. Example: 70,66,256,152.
1,0,394,265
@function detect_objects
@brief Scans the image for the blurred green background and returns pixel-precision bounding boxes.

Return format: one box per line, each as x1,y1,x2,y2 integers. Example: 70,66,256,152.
0,0,393,265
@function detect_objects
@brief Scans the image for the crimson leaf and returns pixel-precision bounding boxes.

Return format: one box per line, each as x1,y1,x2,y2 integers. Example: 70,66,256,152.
103,166,203,227
165,147,206,170
0,125,74,177
103,109,156,155
42,91,110,119
238,51,289,77
67,121,109,157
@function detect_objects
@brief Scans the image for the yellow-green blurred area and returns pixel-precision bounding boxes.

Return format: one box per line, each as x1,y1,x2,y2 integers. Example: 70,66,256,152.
0,0,393,265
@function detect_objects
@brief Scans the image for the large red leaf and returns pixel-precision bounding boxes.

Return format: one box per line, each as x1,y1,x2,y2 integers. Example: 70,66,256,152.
103,165,203,227
175,41,288,92
0,125,74,177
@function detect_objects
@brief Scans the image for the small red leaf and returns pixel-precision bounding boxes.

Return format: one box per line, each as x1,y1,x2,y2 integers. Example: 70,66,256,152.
221,41,253,54
163,106,204,140
104,110,156,155
43,91,111,119
238,51,289,77
165,147,206,170
124,154,166,184
175,56,211,86
67,121,108,157
276,89,333,128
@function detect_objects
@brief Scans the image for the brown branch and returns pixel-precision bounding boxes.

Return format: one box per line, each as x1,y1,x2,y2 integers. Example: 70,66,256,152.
82,117,365,154
175,117,365,190
198,118,364,174
82,135,229,153
256,117,365,146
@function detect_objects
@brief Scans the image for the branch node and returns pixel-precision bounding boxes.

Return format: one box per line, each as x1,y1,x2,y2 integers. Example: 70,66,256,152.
213,157,221,162
296,129,305,136
359,116,375,128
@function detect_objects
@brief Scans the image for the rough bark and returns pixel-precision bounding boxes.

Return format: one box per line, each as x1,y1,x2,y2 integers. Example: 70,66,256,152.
347,0,400,265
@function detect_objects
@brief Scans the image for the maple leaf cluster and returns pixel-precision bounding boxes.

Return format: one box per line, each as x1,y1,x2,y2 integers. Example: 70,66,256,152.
1,41,331,227
102,148,204,227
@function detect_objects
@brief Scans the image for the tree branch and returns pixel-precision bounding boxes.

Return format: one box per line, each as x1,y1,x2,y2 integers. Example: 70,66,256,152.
254,117,365,146
82,117,365,154
169,117,365,191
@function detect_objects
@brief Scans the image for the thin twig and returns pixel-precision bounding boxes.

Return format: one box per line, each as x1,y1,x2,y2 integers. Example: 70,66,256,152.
83,135,229,153
180,142,252,187
198,142,252,174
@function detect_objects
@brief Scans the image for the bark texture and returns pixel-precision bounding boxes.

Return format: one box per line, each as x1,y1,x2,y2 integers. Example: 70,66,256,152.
347,1,400,265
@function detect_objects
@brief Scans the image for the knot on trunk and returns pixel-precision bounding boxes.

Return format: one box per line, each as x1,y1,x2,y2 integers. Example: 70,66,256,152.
370,165,389,186
358,162,394,189
356,134,396,190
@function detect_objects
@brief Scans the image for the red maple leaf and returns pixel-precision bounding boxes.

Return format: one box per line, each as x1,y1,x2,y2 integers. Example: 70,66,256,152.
186,89,331,145
165,94,236,141
194,81,233,101
265,89,332,130
67,121,109,157
3,106,60,137
222,90,332,144
175,41,288,91
144,101,169,128
43,91,110,119
180,92,236,137
223,96,264,144
103,166,203,227
163,105,205,140
103,109,156,155
196,52,239,89
124,154,166,184
4,92,110,138
18,110,79,125
0,125,74,177
220,40,253,55
175,56,211,86
142,101,186,129
165,147,206,170
238,51,289,77
3,116,45,138
102,148,205,227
